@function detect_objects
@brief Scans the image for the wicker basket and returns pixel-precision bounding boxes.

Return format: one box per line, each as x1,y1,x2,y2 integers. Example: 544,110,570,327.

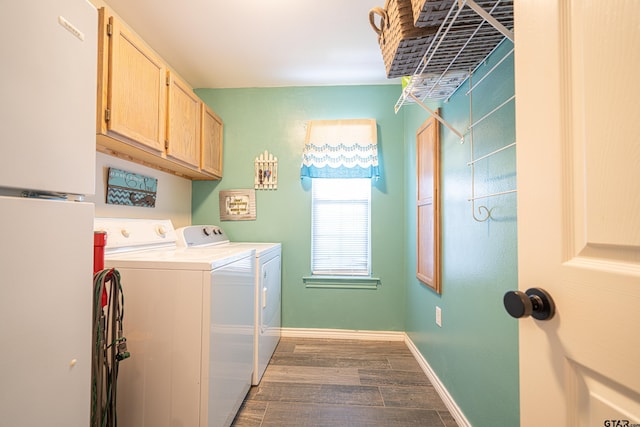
411,0,453,27
369,0,438,79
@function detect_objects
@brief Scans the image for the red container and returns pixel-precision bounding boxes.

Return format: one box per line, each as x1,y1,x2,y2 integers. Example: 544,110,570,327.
93,231,109,307
93,231,107,274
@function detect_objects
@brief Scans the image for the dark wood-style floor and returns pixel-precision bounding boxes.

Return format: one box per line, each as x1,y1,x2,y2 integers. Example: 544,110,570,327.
231,337,459,427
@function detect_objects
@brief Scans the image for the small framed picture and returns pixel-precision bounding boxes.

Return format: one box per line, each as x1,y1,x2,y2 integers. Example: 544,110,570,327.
219,189,256,221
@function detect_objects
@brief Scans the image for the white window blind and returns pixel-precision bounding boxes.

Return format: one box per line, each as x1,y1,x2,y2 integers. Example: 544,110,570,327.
311,178,371,275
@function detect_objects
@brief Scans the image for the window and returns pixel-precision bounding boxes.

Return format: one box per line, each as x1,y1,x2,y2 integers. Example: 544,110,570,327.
311,178,371,276
301,119,378,278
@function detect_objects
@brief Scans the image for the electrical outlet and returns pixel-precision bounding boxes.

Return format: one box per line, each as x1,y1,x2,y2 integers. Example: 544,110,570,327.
436,306,442,327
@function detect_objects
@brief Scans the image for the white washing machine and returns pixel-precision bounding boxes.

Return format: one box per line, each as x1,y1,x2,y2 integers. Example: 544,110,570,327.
176,225,281,385
94,218,255,427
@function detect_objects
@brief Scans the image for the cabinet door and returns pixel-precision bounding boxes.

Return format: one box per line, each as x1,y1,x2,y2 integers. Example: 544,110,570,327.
416,115,440,293
200,104,224,178
106,15,166,152
166,72,201,168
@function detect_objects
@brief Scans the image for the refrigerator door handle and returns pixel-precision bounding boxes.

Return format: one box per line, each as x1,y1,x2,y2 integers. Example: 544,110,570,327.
21,191,85,202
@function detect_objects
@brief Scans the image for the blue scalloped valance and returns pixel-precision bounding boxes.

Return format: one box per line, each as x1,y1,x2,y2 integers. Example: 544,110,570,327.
300,119,379,179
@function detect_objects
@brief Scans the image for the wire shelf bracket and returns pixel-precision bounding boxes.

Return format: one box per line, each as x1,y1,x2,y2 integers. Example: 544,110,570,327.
409,93,464,142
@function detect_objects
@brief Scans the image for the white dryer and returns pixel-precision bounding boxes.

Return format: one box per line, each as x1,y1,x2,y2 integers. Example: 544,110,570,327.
176,225,281,385
94,218,255,427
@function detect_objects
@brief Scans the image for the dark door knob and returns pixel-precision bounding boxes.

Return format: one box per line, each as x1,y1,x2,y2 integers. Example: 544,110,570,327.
503,288,555,321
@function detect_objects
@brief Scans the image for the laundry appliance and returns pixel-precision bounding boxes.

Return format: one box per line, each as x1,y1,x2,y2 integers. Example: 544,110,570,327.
0,1,97,425
94,218,255,427
176,225,282,385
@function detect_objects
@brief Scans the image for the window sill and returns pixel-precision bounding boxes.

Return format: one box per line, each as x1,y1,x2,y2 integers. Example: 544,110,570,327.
303,276,381,290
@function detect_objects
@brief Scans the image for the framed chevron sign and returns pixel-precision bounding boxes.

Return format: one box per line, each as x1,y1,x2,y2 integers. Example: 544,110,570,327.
106,168,158,208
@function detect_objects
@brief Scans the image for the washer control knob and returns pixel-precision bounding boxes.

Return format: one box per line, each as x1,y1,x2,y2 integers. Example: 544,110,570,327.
156,225,167,236
203,227,212,236
121,228,130,238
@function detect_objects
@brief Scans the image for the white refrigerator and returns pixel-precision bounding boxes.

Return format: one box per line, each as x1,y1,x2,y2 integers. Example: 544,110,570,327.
0,1,98,426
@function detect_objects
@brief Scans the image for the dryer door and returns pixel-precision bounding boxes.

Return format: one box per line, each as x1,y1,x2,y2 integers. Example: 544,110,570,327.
260,254,281,335
255,253,281,384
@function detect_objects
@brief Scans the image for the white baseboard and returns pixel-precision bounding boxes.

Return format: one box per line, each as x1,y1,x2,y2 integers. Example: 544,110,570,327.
404,335,472,427
280,327,406,341
280,328,471,426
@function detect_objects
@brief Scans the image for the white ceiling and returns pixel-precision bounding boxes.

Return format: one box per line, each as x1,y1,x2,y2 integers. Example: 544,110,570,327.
102,0,400,89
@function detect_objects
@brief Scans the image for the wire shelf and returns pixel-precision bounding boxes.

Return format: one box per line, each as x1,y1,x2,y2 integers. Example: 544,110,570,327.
395,0,513,110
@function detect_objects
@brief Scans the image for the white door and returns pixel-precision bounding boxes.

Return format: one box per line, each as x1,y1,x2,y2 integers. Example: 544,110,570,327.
514,1,640,426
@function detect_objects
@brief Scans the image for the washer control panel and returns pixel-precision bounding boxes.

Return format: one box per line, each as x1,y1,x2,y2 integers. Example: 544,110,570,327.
94,218,176,253
175,225,229,247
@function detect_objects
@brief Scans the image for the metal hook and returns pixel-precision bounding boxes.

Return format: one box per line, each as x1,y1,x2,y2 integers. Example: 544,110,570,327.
472,202,491,222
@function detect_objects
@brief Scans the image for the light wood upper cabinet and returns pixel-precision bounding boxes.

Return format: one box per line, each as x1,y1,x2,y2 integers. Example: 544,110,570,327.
97,11,165,153
200,104,223,178
166,72,201,168
96,7,222,180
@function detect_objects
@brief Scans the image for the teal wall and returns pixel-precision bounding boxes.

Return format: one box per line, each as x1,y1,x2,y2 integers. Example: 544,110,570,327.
192,40,518,426
193,85,407,331
403,40,519,426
